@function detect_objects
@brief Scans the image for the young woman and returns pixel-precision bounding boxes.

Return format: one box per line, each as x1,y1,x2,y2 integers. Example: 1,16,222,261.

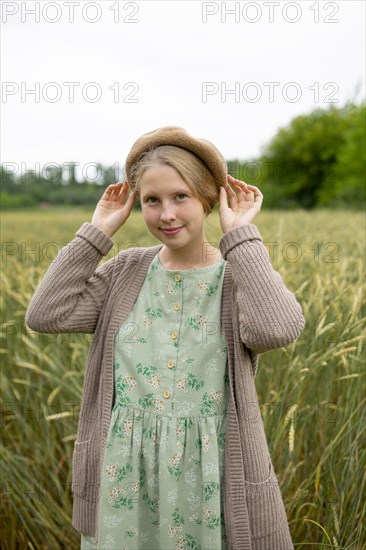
25,127,305,550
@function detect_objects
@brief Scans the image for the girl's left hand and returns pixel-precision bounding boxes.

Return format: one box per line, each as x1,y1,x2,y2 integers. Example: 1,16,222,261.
219,174,263,234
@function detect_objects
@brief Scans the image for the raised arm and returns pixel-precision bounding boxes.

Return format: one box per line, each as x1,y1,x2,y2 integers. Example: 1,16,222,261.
218,174,305,354
25,222,116,333
219,223,305,354
25,180,138,334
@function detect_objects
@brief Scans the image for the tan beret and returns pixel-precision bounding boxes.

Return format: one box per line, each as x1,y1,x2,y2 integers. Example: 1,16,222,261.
124,126,228,188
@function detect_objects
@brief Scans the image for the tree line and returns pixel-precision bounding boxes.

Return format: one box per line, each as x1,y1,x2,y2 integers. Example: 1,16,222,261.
1,101,364,210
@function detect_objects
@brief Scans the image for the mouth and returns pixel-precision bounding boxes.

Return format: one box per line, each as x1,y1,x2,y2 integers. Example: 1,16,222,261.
160,226,185,235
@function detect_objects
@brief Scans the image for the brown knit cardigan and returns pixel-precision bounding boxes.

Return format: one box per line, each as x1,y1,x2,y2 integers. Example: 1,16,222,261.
25,221,305,549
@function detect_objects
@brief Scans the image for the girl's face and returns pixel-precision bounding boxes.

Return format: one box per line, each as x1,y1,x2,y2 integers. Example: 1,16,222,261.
139,164,206,250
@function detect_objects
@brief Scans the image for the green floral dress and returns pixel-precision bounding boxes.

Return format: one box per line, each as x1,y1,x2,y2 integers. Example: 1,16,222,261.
80,252,229,550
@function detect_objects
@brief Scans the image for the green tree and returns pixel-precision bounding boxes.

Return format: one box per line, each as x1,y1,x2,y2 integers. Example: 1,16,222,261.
252,101,365,209
318,102,366,206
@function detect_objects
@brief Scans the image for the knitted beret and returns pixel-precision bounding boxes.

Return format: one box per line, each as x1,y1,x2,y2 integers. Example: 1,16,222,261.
124,126,228,189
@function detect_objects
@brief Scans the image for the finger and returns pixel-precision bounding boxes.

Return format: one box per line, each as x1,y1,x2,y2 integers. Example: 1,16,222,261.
228,175,262,195
245,187,263,206
125,188,137,209
219,185,230,209
230,179,250,192
102,187,119,202
245,184,263,196
229,180,253,206
115,182,130,202
103,184,119,195
227,175,248,188
227,174,244,182
220,185,228,200
227,175,249,189
230,180,249,201
105,182,125,196
125,186,138,204
109,182,125,188
235,182,262,202
225,182,239,209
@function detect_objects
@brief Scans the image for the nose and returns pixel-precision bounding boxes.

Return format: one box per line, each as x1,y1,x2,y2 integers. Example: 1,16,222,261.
160,202,176,223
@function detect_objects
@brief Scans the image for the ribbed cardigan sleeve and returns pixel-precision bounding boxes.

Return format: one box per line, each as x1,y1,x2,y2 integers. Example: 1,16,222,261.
218,223,306,354
25,222,116,334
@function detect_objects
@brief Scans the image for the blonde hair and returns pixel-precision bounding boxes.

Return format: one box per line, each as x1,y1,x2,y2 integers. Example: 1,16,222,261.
127,146,219,216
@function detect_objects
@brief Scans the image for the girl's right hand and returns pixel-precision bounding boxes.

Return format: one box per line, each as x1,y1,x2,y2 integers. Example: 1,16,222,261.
90,181,137,238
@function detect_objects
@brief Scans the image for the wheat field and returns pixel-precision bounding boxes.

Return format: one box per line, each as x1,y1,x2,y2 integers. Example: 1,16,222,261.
1,207,365,549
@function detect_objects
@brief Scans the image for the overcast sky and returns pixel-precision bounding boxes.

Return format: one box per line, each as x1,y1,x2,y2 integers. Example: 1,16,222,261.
1,0,365,181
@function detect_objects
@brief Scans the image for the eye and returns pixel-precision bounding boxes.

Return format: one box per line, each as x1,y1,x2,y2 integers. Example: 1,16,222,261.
145,194,188,204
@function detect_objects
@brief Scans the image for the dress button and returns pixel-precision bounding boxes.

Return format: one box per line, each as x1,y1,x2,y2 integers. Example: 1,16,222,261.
173,303,181,311
174,274,181,282
171,331,178,340
167,360,175,368
163,390,171,399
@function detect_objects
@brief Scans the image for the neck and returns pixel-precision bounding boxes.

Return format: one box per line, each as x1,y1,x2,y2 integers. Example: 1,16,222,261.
159,239,222,270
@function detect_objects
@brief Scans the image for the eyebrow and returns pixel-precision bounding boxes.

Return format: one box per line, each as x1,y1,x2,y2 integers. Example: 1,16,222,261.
141,189,190,200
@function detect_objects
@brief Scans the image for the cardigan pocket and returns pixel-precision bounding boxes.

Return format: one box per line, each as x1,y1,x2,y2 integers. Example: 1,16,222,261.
71,439,90,498
245,460,289,540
